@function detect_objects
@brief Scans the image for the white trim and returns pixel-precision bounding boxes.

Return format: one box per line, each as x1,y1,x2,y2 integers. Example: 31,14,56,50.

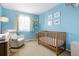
24,39,36,42
66,49,71,52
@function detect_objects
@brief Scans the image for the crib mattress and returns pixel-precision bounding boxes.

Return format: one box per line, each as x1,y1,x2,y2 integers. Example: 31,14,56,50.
39,37,64,47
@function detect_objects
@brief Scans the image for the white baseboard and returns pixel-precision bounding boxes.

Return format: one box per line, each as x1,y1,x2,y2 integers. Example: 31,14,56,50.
66,49,71,52
24,39,36,42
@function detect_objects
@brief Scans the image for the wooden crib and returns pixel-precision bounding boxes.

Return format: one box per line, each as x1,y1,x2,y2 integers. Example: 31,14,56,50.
37,31,66,55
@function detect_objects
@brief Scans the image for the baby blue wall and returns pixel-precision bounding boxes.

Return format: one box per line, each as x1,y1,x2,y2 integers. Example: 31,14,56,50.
0,5,2,33
0,5,1,15
39,4,79,50
1,7,39,40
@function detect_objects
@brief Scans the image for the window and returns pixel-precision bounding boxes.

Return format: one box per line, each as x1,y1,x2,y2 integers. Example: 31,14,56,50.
18,15,32,32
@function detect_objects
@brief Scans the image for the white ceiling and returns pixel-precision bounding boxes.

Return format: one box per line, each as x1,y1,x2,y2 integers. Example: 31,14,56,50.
1,3,59,15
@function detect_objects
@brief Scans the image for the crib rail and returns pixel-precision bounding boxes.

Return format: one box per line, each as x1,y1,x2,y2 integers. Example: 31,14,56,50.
38,32,66,47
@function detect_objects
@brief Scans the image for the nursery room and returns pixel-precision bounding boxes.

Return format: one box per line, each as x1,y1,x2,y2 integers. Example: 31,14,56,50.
0,3,79,56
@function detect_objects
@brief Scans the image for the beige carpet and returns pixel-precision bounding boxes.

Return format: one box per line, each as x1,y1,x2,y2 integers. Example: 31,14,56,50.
10,41,70,56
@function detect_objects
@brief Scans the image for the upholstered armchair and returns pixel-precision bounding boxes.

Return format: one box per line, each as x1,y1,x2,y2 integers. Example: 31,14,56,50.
8,30,24,48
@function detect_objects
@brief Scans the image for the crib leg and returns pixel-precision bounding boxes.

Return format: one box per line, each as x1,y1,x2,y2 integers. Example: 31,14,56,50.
56,47,59,56
38,39,40,45
56,50,60,56
56,52,59,56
